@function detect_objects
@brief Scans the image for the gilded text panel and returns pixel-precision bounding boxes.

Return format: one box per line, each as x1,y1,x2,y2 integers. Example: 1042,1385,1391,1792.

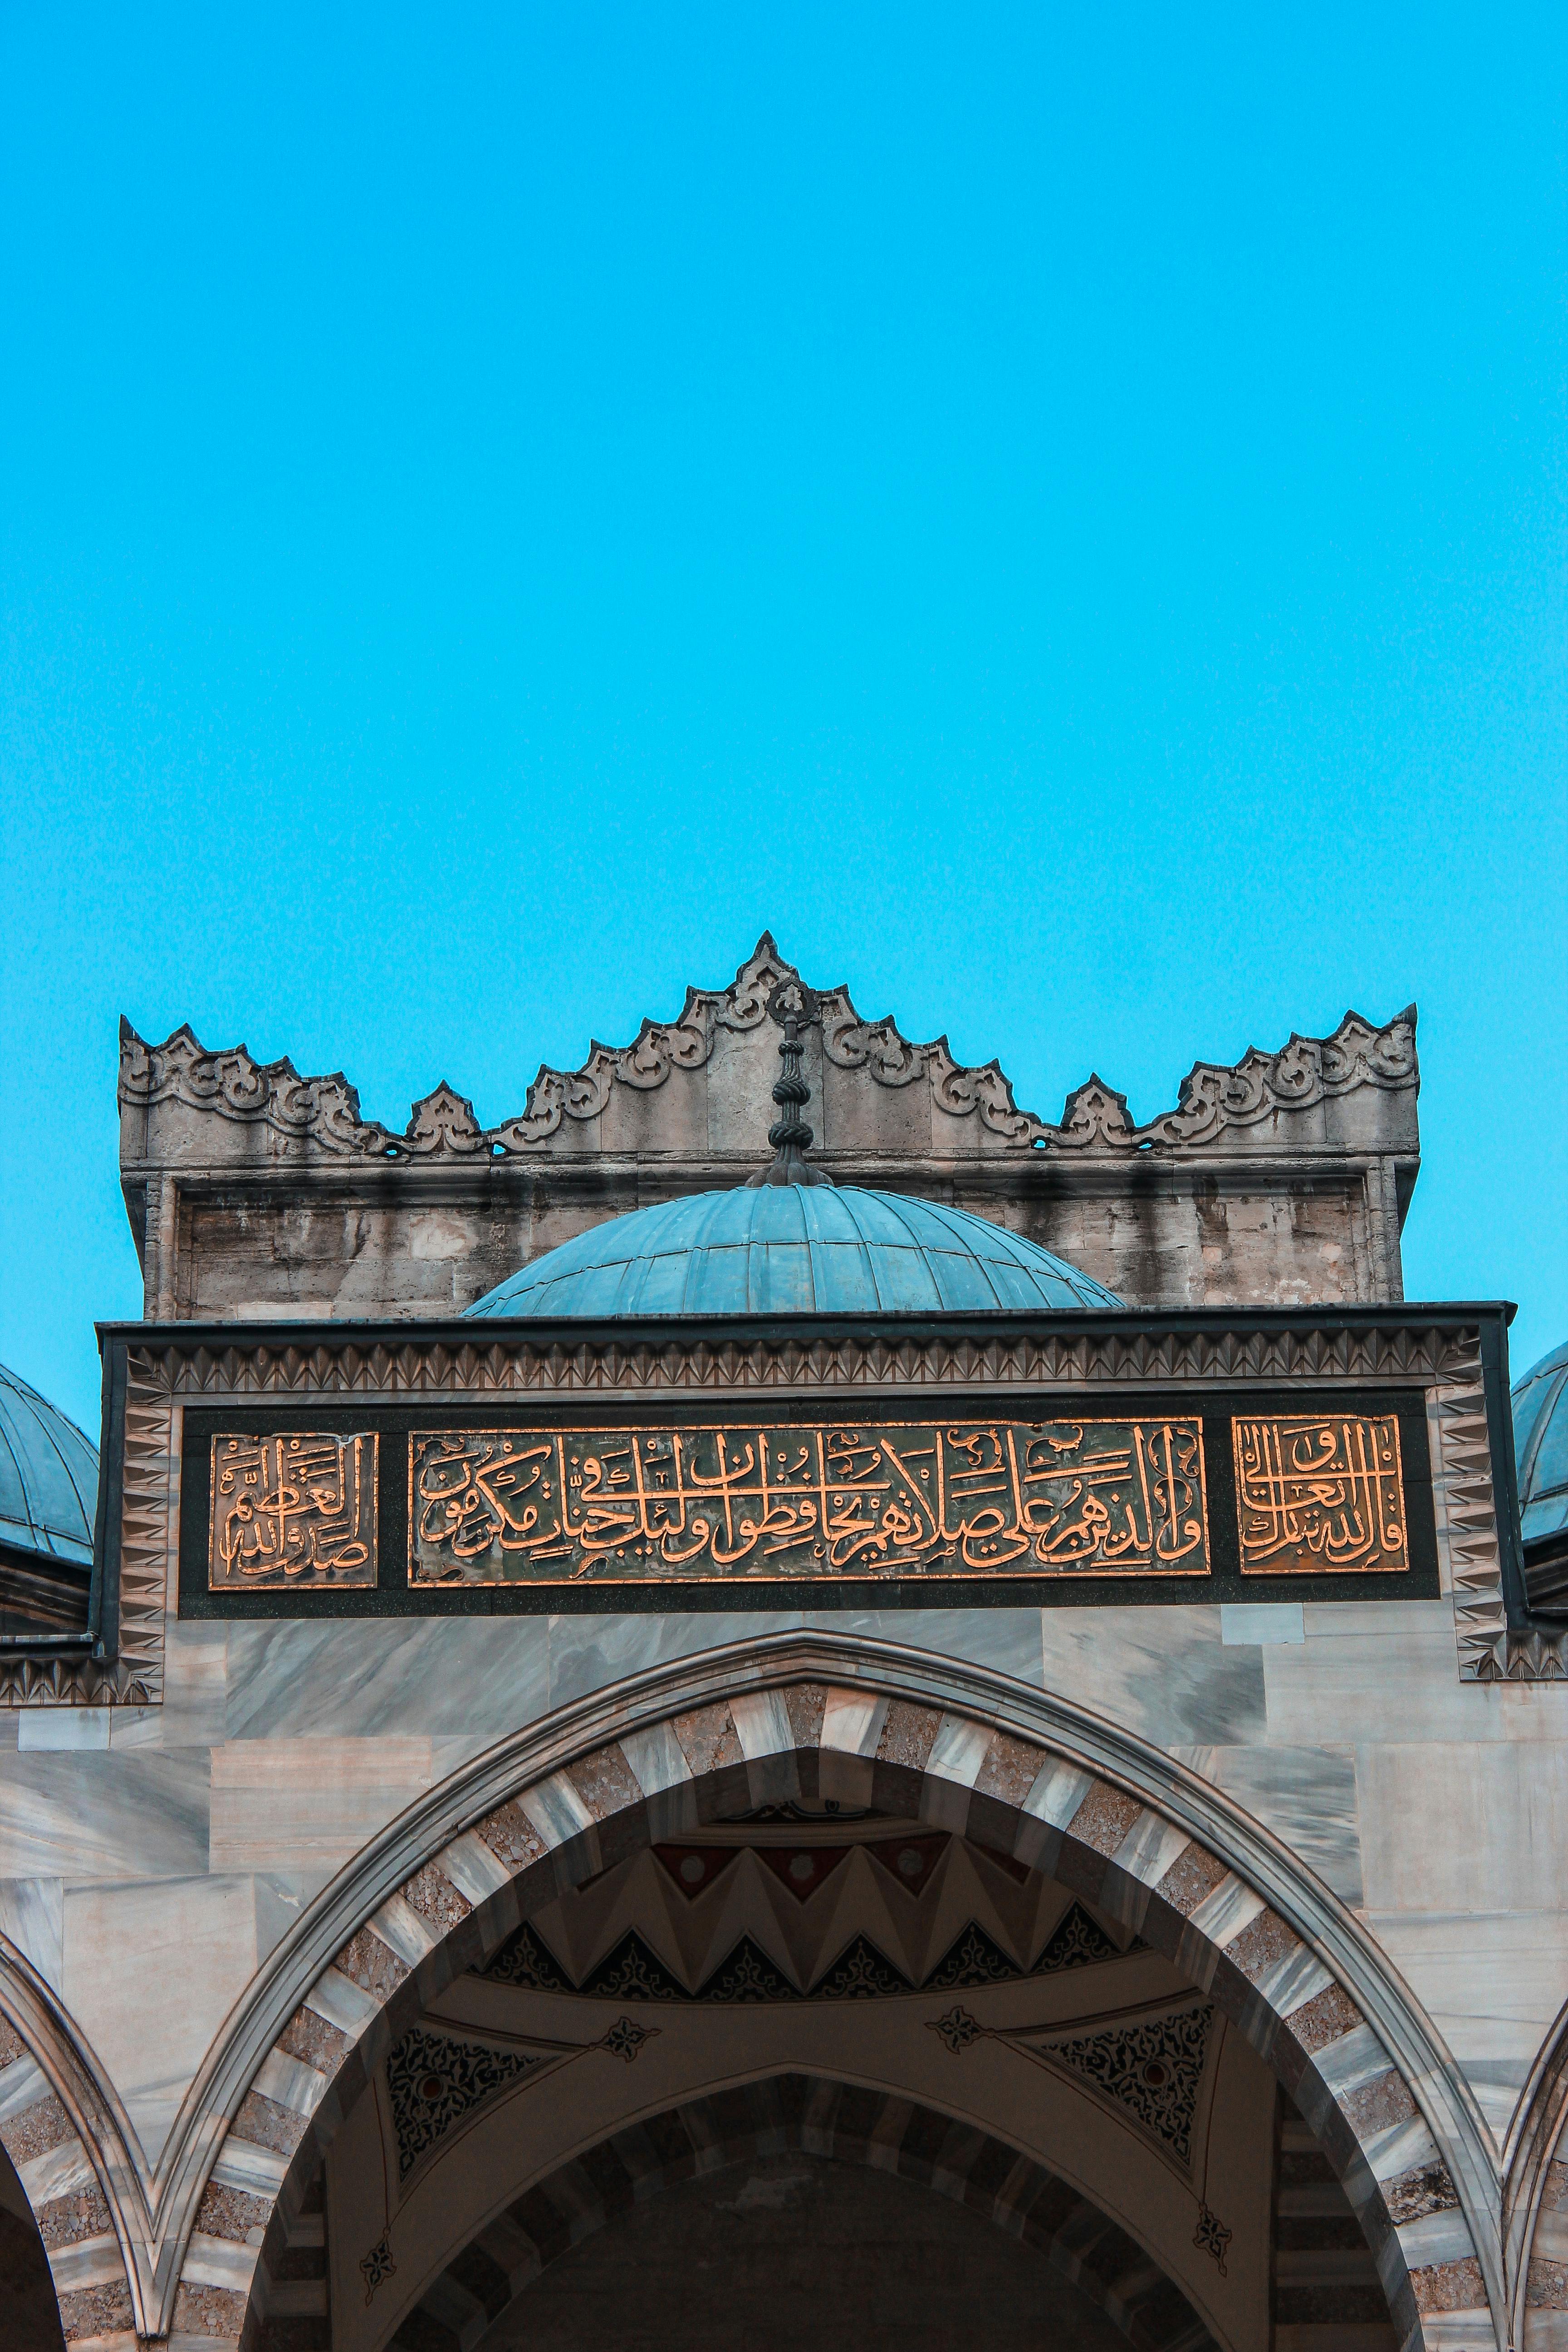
408,1418,1210,1585
208,1434,379,1590
1231,1414,1406,1574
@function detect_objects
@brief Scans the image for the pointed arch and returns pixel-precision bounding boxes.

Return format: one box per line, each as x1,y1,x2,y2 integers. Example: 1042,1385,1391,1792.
144,1631,1500,2351
0,1932,148,2343
386,2072,1222,2352
1504,1991,1568,2348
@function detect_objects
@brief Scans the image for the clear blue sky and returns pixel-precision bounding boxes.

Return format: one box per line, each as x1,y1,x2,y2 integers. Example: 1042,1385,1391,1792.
2,5,1563,1432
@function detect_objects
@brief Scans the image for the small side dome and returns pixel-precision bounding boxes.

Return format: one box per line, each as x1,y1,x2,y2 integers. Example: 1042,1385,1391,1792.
1514,1339,1568,1549
466,1186,1125,1320
0,1362,99,1568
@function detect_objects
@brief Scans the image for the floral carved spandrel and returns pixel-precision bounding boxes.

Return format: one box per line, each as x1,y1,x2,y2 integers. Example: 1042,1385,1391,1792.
1231,1414,1406,1575
208,1433,379,1590
386,2016,659,2182
408,1416,1210,1586
929,1998,1216,2169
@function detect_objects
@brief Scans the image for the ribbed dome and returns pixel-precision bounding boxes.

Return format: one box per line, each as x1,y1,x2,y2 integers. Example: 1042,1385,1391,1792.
466,1186,1124,1320
0,1363,99,1567
1513,1340,1568,1547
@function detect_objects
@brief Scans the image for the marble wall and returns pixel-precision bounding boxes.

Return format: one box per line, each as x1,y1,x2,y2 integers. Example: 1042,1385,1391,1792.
2,1594,1563,2165
3,1578,1567,2352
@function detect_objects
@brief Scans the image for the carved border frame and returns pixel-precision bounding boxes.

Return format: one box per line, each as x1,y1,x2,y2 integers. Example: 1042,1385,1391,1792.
17,1305,1523,1712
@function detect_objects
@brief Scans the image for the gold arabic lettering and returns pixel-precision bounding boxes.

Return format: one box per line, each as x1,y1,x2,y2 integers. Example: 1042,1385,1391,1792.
1232,1415,1405,1574
407,1419,1209,1586
209,1434,378,1590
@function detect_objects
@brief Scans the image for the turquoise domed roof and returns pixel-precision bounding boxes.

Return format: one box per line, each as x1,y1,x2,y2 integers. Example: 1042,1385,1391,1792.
466,1186,1124,1320
0,1363,98,1567
1513,1340,1568,1547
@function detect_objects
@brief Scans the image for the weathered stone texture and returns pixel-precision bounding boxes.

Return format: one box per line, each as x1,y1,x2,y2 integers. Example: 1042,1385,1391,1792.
118,943,1419,1317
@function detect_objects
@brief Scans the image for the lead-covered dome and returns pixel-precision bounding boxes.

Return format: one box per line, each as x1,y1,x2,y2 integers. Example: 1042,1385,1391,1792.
1514,1340,1568,1550
466,1186,1123,1320
0,1362,98,1568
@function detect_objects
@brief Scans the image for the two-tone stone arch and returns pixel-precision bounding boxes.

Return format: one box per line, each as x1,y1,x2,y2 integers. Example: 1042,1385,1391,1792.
0,1931,150,2344
1503,1991,1568,2348
163,1632,1499,2352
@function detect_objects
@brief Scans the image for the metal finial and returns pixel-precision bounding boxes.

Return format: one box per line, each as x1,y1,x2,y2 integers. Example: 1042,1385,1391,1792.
746,980,834,1187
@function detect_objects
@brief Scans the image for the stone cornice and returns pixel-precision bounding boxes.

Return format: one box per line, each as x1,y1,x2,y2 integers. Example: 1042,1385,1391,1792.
109,1308,1485,1400
119,936,1419,1165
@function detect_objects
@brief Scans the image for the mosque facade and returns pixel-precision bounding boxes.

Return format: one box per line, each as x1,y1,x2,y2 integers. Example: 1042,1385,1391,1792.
0,936,1565,2352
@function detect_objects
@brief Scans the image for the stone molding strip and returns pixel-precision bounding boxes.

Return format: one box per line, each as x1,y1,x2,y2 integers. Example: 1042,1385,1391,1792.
126,1316,1479,1401
120,936,1418,1163
376,2073,1223,2352
0,1356,172,1710
135,1634,1499,2352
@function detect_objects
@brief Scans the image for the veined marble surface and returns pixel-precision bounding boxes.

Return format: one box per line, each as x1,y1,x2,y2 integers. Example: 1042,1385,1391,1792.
0,1595,1564,2174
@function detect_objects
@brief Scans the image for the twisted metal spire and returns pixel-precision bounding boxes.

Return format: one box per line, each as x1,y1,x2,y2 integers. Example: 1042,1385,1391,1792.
747,980,834,1187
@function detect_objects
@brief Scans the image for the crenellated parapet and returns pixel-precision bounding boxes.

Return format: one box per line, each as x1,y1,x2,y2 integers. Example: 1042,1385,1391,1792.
120,933,1417,1164
118,936,1420,1319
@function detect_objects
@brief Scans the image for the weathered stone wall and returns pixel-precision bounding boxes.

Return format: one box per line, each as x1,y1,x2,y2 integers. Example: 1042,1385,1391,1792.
118,938,1420,1318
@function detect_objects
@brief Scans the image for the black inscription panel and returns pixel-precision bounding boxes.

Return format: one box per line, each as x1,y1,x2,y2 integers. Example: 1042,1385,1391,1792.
407,1417,1210,1585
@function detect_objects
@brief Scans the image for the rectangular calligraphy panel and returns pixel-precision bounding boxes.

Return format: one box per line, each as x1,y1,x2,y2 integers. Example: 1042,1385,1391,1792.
1231,1414,1406,1575
208,1434,379,1591
407,1418,1210,1585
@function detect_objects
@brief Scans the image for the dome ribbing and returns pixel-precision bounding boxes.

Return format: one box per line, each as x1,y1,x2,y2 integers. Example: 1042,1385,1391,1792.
0,1363,98,1567
1514,1340,1568,1549
465,1186,1124,1321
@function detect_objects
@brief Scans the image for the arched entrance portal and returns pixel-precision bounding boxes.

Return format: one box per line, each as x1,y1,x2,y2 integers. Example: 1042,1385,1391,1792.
390,2075,1222,2352
158,1636,1489,2352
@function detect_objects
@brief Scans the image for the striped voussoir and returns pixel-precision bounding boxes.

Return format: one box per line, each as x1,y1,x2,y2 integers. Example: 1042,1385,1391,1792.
0,2015,133,2347
385,2072,1219,2352
195,1682,1481,2352
1525,2156,1568,2348
1275,2095,1399,2351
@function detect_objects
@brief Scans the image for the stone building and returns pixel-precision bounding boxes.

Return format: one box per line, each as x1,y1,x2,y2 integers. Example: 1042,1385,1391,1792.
0,936,1563,2352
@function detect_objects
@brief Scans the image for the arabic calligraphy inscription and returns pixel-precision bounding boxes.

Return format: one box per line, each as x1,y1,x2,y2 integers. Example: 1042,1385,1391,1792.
208,1434,378,1590
407,1417,1209,1585
1232,1414,1405,1574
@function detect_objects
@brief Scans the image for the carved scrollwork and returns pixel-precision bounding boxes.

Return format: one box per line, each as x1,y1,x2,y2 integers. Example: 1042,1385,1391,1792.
119,1019,397,1156
1133,1008,1419,1152
1052,1078,1138,1151
818,994,1049,1141
399,1085,488,1157
818,997,925,1087
120,954,1418,1166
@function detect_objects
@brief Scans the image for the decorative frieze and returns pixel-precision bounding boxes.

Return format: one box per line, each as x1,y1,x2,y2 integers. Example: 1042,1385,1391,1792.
38,1305,1508,1708
120,936,1419,1165
407,1414,1210,1586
